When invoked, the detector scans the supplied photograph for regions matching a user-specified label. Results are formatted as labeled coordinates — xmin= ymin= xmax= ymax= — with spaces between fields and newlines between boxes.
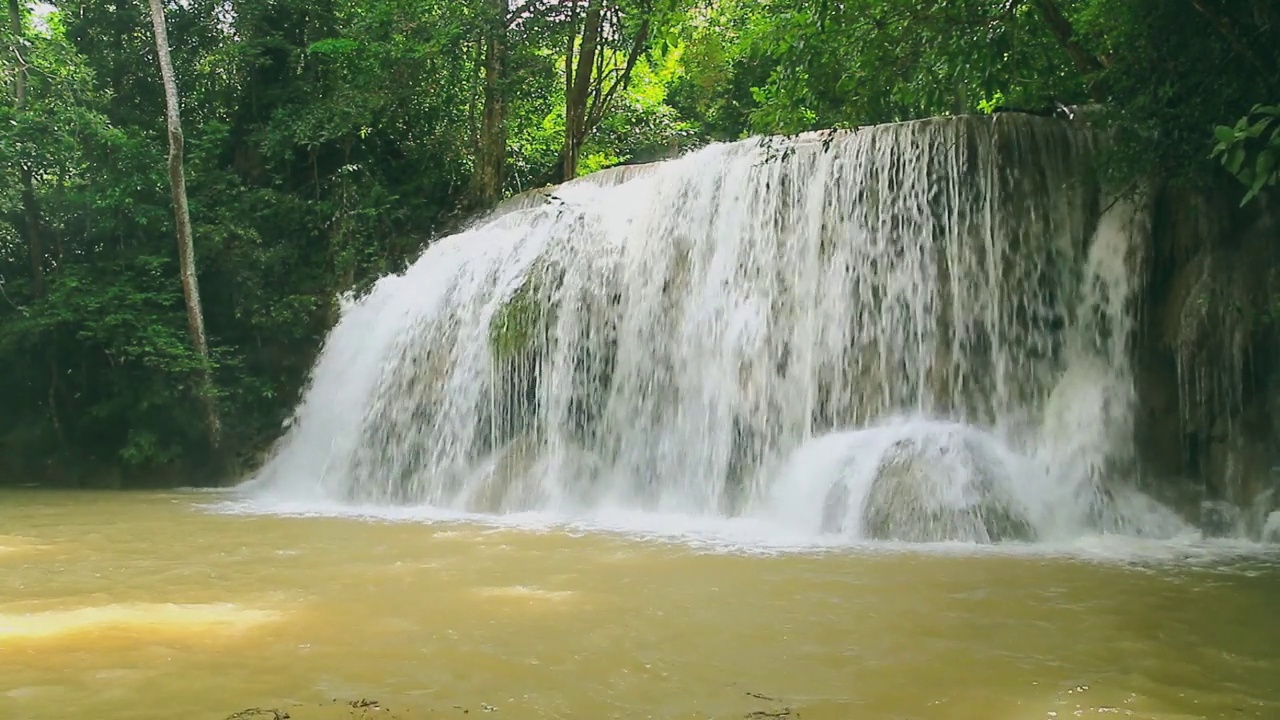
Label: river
xmin=2 ymin=489 xmax=1279 ymax=720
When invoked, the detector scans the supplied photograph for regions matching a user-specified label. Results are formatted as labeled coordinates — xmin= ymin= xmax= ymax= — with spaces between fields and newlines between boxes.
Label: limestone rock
xmin=467 ymin=434 xmax=609 ymax=513
xmin=1262 ymin=511 xmax=1280 ymax=544
xmin=1244 ymin=487 xmax=1280 ymax=539
xmin=1199 ymin=500 xmax=1241 ymax=538
xmin=468 ymin=434 xmax=545 ymax=513
xmin=862 ymin=433 xmax=1036 ymax=543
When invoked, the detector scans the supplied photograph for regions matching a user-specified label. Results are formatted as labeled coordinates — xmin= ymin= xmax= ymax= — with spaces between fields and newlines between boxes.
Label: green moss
xmin=490 ymin=283 xmax=542 ymax=361
xmin=488 ymin=264 xmax=562 ymax=363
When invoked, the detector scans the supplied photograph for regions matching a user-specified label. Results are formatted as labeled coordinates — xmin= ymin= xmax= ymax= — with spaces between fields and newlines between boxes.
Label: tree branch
xmin=9 ymin=0 xmax=44 ymax=299
xmin=1029 ymin=0 xmax=1107 ymax=78
xmin=506 ymin=0 xmax=552 ymax=29
xmin=1190 ymin=0 xmax=1272 ymax=77
xmin=586 ymin=17 xmax=649 ymax=131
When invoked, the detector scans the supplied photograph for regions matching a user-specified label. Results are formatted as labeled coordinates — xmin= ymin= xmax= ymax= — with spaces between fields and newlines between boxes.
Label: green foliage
xmin=582 ymin=55 xmax=697 ymax=165
xmin=0 ymin=255 xmax=208 ymax=468
xmin=737 ymin=0 xmax=1081 ymax=132
xmin=669 ymin=0 xmax=1278 ymax=192
xmin=1212 ymin=104 xmax=1280 ymax=205
xmin=489 ymin=275 xmax=553 ymax=362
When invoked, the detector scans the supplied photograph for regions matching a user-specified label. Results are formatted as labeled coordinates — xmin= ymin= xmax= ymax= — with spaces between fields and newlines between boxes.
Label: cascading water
xmin=244 ymin=114 xmax=1192 ymax=543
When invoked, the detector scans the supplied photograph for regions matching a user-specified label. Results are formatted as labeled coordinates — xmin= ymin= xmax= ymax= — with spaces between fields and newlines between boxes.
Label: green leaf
xmin=308 ymin=38 xmax=359 ymax=55
xmin=1227 ymin=145 xmax=1246 ymax=174
xmin=1256 ymin=149 xmax=1276 ymax=185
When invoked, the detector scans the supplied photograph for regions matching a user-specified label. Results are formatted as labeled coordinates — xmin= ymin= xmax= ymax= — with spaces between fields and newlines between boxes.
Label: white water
xmin=245 ymin=115 xmax=1195 ymax=544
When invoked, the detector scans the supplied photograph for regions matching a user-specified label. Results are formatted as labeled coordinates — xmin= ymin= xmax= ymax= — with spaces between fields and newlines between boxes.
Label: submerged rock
xmin=1262 ymin=511 xmax=1280 ymax=544
xmin=1199 ymin=500 xmax=1241 ymax=538
xmin=862 ymin=433 xmax=1036 ymax=543
xmin=467 ymin=434 xmax=545 ymax=513
xmin=1239 ymin=486 xmax=1280 ymax=540
xmin=465 ymin=433 xmax=608 ymax=513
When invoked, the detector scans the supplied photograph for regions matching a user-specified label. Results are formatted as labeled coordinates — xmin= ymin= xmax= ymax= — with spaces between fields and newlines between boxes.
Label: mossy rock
xmin=489 ymin=273 xmax=557 ymax=363
xmin=862 ymin=434 xmax=1036 ymax=543
xmin=479 ymin=263 xmax=563 ymax=452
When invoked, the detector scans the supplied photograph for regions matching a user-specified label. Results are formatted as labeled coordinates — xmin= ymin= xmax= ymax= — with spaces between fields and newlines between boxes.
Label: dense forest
xmin=1 ymin=0 xmax=1276 ymax=486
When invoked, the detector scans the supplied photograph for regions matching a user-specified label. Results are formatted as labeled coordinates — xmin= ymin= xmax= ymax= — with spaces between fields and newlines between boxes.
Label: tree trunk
xmin=19 ymin=171 xmax=42 ymax=295
xmin=471 ymin=0 xmax=508 ymax=206
xmin=584 ymin=17 xmax=649 ymax=131
xmin=1030 ymin=0 xmax=1106 ymax=78
xmin=563 ymin=0 xmax=580 ymax=178
xmin=147 ymin=0 xmax=222 ymax=452
xmin=8 ymin=0 xmax=43 ymax=298
xmin=563 ymin=0 xmax=602 ymax=180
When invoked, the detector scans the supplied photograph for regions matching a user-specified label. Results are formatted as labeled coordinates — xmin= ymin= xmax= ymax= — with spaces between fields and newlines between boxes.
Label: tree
xmin=472 ymin=0 xmax=509 ymax=204
xmin=146 ymin=0 xmax=222 ymax=453
xmin=561 ymin=0 xmax=653 ymax=179
xmin=1212 ymin=103 xmax=1280 ymax=205
xmin=8 ymin=0 xmax=43 ymax=298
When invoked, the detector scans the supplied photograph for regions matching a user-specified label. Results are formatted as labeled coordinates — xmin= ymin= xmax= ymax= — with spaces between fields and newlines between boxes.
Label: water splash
xmin=245 ymin=115 xmax=1192 ymax=543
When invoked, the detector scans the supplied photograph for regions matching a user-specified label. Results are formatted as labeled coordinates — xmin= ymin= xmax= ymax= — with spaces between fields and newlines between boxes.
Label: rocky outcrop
xmin=477 ymin=258 xmax=621 ymax=460
xmin=861 ymin=431 xmax=1037 ymax=543
xmin=465 ymin=433 xmax=610 ymax=512
xmin=1134 ymin=184 xmax=1280 ymax=538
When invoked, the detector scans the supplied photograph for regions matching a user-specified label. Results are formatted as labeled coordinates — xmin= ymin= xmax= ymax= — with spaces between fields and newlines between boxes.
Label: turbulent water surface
xmin=2 ymin=490 xmax=1280 ymax=720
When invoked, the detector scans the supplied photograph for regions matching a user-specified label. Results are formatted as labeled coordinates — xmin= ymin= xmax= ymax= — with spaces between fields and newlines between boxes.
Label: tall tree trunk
xmin=10 ymin=0 xmax=63 ymax=453
xmin=584 ymin=17 xmax=649 ymax=131
xmin=563 ymin=0 xmax=580 ymax=179
xmin=563 ymin=0 xmax=602 ymax=180
xmin=1030 ymin=0 xmax=1106 ymax=79
xmin=8 ymin=0 xmax=43 ymax=298
xmin=147 ymin=0 xmax=222 ymax=452
xmin=472 ymin=0 xmax=508 ymax=206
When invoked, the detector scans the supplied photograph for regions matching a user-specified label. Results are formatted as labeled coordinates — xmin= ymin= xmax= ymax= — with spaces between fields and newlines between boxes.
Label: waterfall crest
xmin=245 ymin=114 xmax=1190 ymax=542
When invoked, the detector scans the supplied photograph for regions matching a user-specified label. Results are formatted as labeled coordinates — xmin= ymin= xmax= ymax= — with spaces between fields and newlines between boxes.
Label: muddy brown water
xmin=2 ymin=490 xmax=1279 ymax=720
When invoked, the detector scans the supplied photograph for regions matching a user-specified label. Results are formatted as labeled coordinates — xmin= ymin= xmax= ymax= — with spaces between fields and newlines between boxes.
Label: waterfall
xmin=245 ymin=114 xmax=1191 ymax=543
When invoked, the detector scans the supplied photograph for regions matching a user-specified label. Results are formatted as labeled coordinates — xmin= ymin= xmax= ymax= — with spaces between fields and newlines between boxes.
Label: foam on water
xmin=0 ymin=602 xmax=282 ymax=643
xmin=207 ymin=490 xmax=1280 ymax=570
xmin=241 ymin=115 xmax=1257 ymax=552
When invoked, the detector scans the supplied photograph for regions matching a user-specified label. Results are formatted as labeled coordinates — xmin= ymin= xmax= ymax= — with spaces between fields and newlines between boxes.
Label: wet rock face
xmin=1200 ymin=500 xmax=1241 ymax=538
xmin=861 ymin=435 xmax=1036 ymax=543
xmin=1263 ymin=512 xmax=1280 ymax=544
xmin=1134 ymin=185 xmax=1280 ymax=527
xmin=467 ymin=434 xmax=608 ymax=513
xmin=1245 ymin=487 xmax=1280 ymax=540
